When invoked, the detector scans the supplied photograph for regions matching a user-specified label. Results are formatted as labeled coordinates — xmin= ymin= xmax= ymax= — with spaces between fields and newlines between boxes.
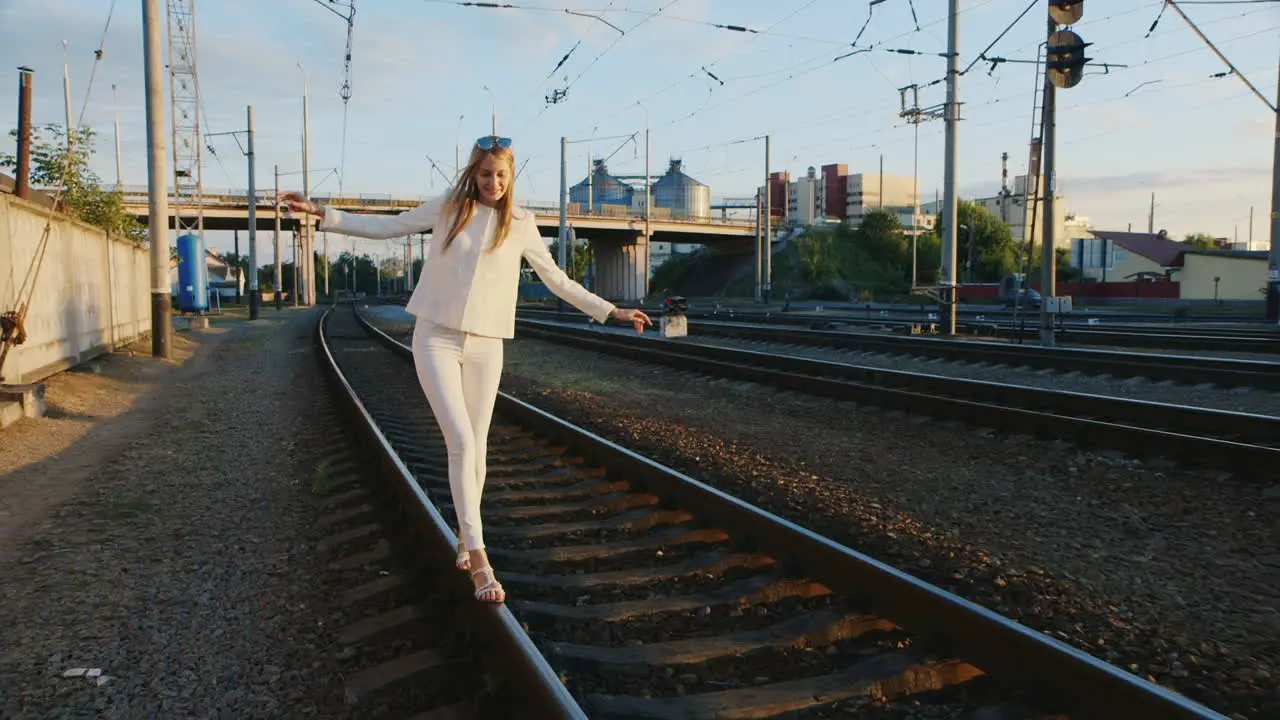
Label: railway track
xmin=518 ymin=308 xmax=1280 ymax=390
xmin=511 ymin=318 xmax=1280 ymax=479
xmin=322 ymin=301 xmax=1229 ymax=719
xmin=517 ymin=306 xmax=1280 ymax=355
xmin=700 ymin=309 xmax=1280 ymax=355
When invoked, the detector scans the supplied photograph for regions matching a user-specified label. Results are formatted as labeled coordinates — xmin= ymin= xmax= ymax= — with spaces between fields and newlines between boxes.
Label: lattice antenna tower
xmin=166 ymin=0 xmax=204 ymax=237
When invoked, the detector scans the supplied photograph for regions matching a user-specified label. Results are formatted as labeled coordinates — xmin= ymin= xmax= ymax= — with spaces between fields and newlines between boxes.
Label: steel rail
xmin=514 ymin=320 xmax=1280 ymax=478
xmin=517 ymin=306 xmax=1280 ymax=354
xmin=316 ymin=305 xmax=588 ymax=720
xmin=351 ymin=304 xmax=1228 ymax=720
xmin=668 ymin=319 xmax=1280 ymax=390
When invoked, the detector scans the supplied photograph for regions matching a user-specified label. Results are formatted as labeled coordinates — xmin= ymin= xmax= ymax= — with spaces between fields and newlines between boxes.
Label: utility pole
xmin=273 ymin=165 xmax=282 ymax=309
xmin=113 ymin=84 xmax=123 ymax=192
xmin=941 ymin=0 xmax=961 ymax=335
xmin=1270 ymin=51 xmax=1280 ymax=323
xmin=558 ymin=135 xmax=568 ymax=312
xmin=1039 ymin=18 xmax=1058 ymax=347
xmin=764 ymin=134 xmax=772 ymax=304
xmin=645 ymin=121 xmax=651 ymax=299
xmin=300 ymin=64 xmax=314 ymax=305
xmin=142 ymin=0 xmax=172 ymax=359
xmin=62 ymin=41 xmax=73 ymax=150
xmin=1148 ymin=192 xmax=1155 ymax=234
xmin=558 ymin=136 xmax=568 ymax=271
xmin=1040 ymin=0 xmax=1091 ymax=347
xmin=292 ymin=229 xmax=299 ymax=307
xmin=587 ymin=151 xmax=594 ymax=211
xmin=16 ymin=67 xmax=32 ymax=201
xmin=233 ymin=228 xmax=241 ymax=304
xmin=247 ymin=105 xmax=259 ymax=320
xmin=755 ymin=189 xmax=763 ymax=302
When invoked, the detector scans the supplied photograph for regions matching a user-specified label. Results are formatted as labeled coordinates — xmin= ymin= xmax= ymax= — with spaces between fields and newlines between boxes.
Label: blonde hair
xmin=441 ymin=142 xmax=516 ymax=252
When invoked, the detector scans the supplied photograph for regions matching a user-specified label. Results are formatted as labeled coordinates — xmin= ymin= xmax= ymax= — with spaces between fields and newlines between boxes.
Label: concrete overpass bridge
xmin=119 ymin=187 xmax=757 ymax=301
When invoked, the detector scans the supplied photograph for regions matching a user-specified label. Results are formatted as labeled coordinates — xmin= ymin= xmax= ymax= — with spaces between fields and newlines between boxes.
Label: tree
xmin=793 ymin=227 xmax=842 ymax=284
xmin=914 ymin=231 xmax=942 ymax=285
xmin=1182 ymin=232 xmax=1216 ymax=250
xmin=951 ymin=200 xmax=1018 ymax=283
xmin=0 ymin=124 xmax=147 ymax=246
xmin=543 ymin=239 xmax=591 ymax=283
xmin=855 ymin=209 xmax=909 ymax=271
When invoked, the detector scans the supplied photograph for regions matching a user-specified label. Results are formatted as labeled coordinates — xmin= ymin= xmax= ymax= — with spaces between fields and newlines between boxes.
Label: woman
xmin=281 ymin=135 xmax=652 ymax=603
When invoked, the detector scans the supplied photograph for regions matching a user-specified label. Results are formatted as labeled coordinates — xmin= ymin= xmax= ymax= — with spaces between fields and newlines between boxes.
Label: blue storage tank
xmin=176 ymin=233 xmax=209 ymax=313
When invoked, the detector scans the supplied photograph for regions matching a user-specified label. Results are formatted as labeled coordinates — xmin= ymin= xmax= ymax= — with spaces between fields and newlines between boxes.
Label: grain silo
xmin=652 ymin=158 xmax=711 ymax=220
xmin=570 ymin=159 xmax=634 ymax=212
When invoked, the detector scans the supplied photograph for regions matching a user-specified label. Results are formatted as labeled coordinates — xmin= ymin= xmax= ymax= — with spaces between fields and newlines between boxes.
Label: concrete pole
xmin=142 ymin=0 xmax=171 ymax=359
xmin=1039 ymin=17 xmax=1058 ymax=348
xmin=587 ymin=151 xmax=593 ymax=212
xmin=292 ymin=230 xmax=299 ymax=306
xmin=1268 ymin=51 xmax=1280 ymax=323
xmin=113 ymin=84 xmax=123 ymax=192
xmin=764 ymin=135 xmax=771 ymax=304
xmin=15 ymin=67 xmax=32 ymax=201
xmin=233 ymin=228 xmax=241 ymax=304
xmin=645 ymin=123 xmax=651 ymax=299
xmin=247 ymin=105 xmax=259 ymax=320
xmin=755 ymin=190 xmax=763 ymax=302
xmin=62 ymin=42 xmax=73 ymax=150
xmin=911 ymin=120 xmax=919 ymax=286
xmin=940 ymin=0 xmax=960 ymax=336
xmin=301 ymin=75 xmax=313 ymax=305
xmin=274 ymin=165 xmax=282 ymax=309
xmin=558 ymin=136 xmax=568 ymax=270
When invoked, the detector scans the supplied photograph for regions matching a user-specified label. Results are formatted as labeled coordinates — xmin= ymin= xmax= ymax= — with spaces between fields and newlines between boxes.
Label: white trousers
xmin=411 ymin=319 xmax=504 ymax=552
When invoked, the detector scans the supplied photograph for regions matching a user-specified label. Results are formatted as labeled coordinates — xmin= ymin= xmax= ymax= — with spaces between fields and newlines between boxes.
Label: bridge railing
xmin=110 ymin=186 xmax=755 ymax=227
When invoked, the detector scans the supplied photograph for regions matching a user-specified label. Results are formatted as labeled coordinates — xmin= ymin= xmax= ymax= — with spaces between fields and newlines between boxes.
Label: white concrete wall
xmin=1 ymin=192 xmax=150 ymax=384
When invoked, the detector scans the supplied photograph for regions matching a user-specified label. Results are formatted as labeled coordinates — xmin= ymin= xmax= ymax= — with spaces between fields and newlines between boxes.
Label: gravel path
xmin=679 ymin=331 xmax=1280 ymax=417
xmin=0 ymin=309 xmax=354 ymax=719
xmin=476 ymin=333 xmax=1279 ymax=720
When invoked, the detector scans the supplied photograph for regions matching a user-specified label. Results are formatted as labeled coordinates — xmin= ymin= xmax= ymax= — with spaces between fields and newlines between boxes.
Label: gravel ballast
xmin=0 ymin=310 xmax=355 ymax=718
xmin=474 ymin=331 xmax=1278 ymax=719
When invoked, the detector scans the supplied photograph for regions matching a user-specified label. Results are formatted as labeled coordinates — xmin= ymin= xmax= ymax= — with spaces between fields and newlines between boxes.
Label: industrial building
xmin=763 ymin=164 xmax=931 ymax=232
xmin=788 ymin=168 xmax=823 ymax=227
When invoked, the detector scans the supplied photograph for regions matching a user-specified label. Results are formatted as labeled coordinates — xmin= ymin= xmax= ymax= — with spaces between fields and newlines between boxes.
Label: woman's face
xmin=475 ymin=154 xmax=512 ymax=205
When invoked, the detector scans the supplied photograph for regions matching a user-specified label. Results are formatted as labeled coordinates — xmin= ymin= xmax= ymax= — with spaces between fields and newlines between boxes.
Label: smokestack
xmin=16 ymin=66 xmax=33 ymax=200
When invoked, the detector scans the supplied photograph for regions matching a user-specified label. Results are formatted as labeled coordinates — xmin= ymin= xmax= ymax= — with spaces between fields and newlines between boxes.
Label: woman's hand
xmin=610 ymin=307 xmax=652 ymax=334
xmin=279 ymin=191 xmax=323 ymax=218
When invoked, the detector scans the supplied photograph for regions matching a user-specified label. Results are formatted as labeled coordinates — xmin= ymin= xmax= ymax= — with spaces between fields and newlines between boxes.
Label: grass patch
xmin=311 ymin=457 xmax=339 ymax=496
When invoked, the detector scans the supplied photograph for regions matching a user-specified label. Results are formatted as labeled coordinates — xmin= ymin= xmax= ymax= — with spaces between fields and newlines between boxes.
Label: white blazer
xmin=318 ymin=195 xmax=616 ymax=339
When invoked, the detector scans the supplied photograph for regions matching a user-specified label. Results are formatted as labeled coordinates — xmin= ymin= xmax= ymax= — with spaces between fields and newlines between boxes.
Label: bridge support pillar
xmin=593 ymin=233 xmax=650 ymax=303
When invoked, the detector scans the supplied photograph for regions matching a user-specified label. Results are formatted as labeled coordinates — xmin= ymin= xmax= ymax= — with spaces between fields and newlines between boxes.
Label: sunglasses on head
xmin=475 ymin=135 xmax=512 ymax=151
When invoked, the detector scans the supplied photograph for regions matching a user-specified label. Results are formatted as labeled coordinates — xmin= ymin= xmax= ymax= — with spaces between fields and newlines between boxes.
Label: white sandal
xmin=456 ymin=539 xmax=471 ymax=571
xmin=471 ymin=566 xmax=506 ymax=603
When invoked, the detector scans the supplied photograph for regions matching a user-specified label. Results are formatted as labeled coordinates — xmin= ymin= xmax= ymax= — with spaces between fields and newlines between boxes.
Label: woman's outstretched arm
xmin=280 ymin=192 xmax=445 ymax=240
xmin=518 ymin=219 xmax=615 ymax=324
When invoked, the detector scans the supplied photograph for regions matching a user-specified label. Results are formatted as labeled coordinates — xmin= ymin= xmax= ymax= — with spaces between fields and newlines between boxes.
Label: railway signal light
xmin=1048 ymin=0 xmax=1083 ymax=27
xmin=1047 ymin=29 xmax=1092 ymax=89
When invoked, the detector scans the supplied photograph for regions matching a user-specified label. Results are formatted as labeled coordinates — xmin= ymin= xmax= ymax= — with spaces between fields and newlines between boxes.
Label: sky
xmin=1 ymin=0 xmax=1277 ymax=261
